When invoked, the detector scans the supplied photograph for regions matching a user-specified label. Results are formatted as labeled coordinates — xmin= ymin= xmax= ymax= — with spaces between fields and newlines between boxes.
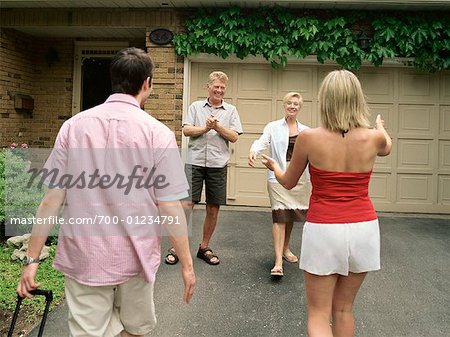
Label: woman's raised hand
xmin=261 ymin=154 xmax=277 ymax=171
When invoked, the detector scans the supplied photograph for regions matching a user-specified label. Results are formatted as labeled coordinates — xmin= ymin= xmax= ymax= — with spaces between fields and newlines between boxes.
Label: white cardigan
xmin=250 ymin=118 xmax=309 ymax=183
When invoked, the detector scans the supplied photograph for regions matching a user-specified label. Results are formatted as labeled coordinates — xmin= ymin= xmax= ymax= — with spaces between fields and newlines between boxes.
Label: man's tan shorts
xmin=65 ymin=275 xmax=156 ymax=337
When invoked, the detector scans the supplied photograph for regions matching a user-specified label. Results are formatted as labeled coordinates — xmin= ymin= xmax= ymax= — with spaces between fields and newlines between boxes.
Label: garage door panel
xmin=237 ymin=65 xmax=273 ymax=97
xmin=232 ymin=167 xmax=269 ymax=206
xmin=368 ymin=104 xmax=394 ymax=133
xmin=235 ymin=134 xmax=269 ymax=167
xmin=440 ymin=72 xmax=450 ymax=102
xmin=190 ymin=62 xmax=447 ymax=213
xmin=397 ymin=174 xmax=434 ymax=204
xmin=299 ymin=101 xmax=314 ymax=127
xmin=237 ymin=98 xmax=272 ymax=133
xmin=440 ymin=106 xmax=450 ymax=136
xmin=278 ymin=67 xmax=314 ymax=99
xmin=374 ymin=153 xmax=393 ymax=171
xmin=369 ymin=173 xmax=393 ymax=203
xmin=438 ymin=175 xmax=450 ymax=205
xmin=439 ymin=141 xmax=450 ymax=170
xmin=397 ymin=139 xmax=434 ymax=171
xmin=399 ymin=71 xmax=438 ymax=103
xmin=275 ymin=100 xmax=284 ymax=120
xmin=359 ymin=69 xmax=394 ymax=101
xmin=398 ymin=105 xmax=437 ymax=136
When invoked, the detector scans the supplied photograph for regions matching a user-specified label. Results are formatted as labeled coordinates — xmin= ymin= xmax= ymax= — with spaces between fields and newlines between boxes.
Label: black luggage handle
xmin=8 ymin=289 xmax=54 ymax=337
xmin=28 ymin=289 xmax=53 ymax=301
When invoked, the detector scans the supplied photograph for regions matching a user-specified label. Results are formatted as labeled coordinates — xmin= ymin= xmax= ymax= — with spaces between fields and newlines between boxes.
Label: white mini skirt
xmin=299 ymin=219 xmax=380 ymax=276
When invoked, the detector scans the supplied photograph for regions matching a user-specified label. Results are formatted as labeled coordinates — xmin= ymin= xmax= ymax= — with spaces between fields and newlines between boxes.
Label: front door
xmin=72 ymin=41 xmax=128 ymax=115
xmin=81 ymin=57 xmax=111 ymax=111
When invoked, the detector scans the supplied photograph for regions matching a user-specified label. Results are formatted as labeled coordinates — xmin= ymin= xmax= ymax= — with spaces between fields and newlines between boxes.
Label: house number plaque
xmin=149 ymin=28 xmax=173 ymax=45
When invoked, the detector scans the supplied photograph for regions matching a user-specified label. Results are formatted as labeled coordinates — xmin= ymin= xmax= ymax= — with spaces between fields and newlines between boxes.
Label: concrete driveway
xmin=28 ymin=208 xmax=450 ymax=337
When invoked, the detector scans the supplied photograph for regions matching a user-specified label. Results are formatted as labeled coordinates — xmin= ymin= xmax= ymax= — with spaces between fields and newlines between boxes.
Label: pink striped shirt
xmin=46 ymin=94 xmax=188 ymax=285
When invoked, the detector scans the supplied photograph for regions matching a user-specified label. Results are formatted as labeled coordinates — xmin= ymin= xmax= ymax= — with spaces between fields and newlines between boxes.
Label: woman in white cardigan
xmin=248 ymin=92 xmax=311 ymax=277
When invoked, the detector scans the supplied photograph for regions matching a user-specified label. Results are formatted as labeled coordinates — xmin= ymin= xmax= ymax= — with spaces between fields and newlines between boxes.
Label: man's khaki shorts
xmin=65 ymin=275 xmax=156 ymax=337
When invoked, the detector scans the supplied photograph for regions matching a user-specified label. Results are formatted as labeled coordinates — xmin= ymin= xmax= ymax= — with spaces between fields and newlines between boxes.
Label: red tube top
xmin=306 ymin=164 xmax=377 ymax=223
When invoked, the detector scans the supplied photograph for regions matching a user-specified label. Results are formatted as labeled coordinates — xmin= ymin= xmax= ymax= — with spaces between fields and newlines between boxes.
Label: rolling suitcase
xmin=7 ymin=289 xmax=53 ymax=337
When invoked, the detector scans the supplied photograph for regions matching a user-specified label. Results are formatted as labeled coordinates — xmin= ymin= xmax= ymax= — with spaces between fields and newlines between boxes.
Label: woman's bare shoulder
xmin=300 ymin=126 xmax=323 ymax=136
xmin=298 ymin=127 xmax=317 ymax=141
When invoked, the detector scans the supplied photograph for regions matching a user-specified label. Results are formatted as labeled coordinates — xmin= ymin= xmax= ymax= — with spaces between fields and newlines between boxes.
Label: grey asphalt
xmin=27 ymin=208 xmax=450 ymax=337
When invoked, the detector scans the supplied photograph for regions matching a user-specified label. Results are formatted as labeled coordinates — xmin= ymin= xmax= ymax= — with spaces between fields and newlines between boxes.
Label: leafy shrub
xmin=0 ymin=147 xmax=45 ymax=237
xmin=173 ymin=6 xmax=449 ymax=72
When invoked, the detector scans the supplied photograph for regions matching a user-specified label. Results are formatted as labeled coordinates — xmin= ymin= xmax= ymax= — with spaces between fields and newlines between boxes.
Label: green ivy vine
xmin=172 ymin=6 xmax=450 ymax=72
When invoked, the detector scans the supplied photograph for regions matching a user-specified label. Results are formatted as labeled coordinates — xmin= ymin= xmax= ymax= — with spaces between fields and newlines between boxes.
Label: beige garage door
xmin=189 ymin=62 xmax=450 ymax=214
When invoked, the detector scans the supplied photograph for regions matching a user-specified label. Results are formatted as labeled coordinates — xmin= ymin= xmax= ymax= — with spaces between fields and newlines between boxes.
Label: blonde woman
xmin=248 ymin=92 xmax=311 ymax=278
xmin=262 ymin=70 xmax=392 ymax=336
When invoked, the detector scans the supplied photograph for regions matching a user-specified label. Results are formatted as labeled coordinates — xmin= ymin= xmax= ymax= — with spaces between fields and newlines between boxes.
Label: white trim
xmin=181 ymin=57 xmax=192 ymax=157
xmin=71 ymin=41 xmax=129 ymax=115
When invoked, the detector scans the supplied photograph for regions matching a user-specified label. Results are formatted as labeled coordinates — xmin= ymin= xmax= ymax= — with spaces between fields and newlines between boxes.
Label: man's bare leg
xmin=199 ymin=203 xmax=220 ymax=264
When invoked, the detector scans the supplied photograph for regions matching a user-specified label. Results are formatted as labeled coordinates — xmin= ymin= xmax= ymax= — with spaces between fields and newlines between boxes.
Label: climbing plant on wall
xmin=172 ymin=6 xmax=449 ymax=72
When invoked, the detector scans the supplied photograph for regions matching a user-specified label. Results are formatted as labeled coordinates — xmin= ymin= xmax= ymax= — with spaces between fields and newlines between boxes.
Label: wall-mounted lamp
xmin=45 ymin=47 xmax=59 ymax=67
xmin=357 ymin=31 xmax=370 ymax=51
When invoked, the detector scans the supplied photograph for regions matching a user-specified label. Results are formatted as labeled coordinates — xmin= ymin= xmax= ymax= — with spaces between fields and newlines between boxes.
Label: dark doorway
xmin=81 ymin=58 xmax=111 ymax=110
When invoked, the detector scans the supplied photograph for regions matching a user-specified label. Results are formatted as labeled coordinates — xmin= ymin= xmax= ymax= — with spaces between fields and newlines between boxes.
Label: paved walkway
xmin=28 ymin=208 xmax=450 ymax=337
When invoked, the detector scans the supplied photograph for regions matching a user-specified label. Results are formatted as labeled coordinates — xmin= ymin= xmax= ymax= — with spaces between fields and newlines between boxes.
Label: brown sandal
xmin=196 ymin=245 xmax=220 ymax=265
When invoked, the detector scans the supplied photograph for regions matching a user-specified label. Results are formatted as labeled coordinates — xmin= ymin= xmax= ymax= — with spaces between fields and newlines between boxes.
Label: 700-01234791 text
xmin=9 ymin=215 xmax=181 ymax=226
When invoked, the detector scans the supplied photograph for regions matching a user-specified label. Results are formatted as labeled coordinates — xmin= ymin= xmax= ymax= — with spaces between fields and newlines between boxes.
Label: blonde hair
xmin=283 ymin=92 xmax=303 ymax=108
xmin=318 ymin=70 xmax=370 ymax=131
xmin=207 ymin=71 xmax=229 ymax=86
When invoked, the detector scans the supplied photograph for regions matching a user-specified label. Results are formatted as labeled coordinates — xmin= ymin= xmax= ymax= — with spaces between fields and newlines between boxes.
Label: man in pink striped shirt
xmin=17 ymin=47 xmax=195 ymax=337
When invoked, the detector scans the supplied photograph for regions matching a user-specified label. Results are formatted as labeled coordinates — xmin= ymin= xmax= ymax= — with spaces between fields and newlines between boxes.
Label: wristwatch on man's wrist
xmin=22 ymin=255 xmax=40 ymax=266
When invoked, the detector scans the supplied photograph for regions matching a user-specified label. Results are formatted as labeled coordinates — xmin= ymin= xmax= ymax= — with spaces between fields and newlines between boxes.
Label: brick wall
xmin=146 ymin=47 xmax=185 ymax=144
xmin=146 ymin=10 xmax=191 ymax=145
xmin=31 ymin=38 xmax=73 ymax=148
xmin=1 ymin=8 xmax=192 ymax=148
xmin=0 ymin=28 xmax=73 ymax=148
xmin=0 ymin=29 xmax=34 ymax=147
